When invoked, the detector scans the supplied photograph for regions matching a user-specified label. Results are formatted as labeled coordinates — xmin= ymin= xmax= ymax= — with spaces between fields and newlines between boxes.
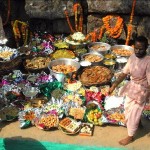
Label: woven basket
xmin=0 ymin=56 xmax=22 ymax=77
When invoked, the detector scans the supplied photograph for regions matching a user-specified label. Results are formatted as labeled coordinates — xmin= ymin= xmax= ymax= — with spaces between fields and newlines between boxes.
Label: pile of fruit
xmin=86 ymin=108 xmax=102 ymax=125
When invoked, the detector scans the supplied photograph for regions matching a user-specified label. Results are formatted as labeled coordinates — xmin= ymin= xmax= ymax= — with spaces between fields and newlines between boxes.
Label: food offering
xmin=74 ymin=48 xmax=87 ymax=57
xmin=69 ymin=107 xmax=86 ymax=120
xmin=30 ymin=97 xmax=48 ymax=108
xmin=54 ymin=40 xmax=69 ymax=49
xmin=25 ymin=56 xmax=51 ymax=70
xmin=104 ymin=53 xmax=116 ymax=59
xmin=18 ymin=108 xmax=43 ymax=129
xmin=0 ymin=46 xmax=18 ymax=61
xmin=79 ymin=123 xmax=94 ymax=136
xmin=0 ymin=105 xmax=19 ymax=121
xmin=65 ymin=32 xmax=87 ymax=45
xmin=79 ymin=66 xmax=113 ymax=86
xmin=105 ymin=107 xmax=125 ymax=126
xmin=52 ymin=64 xmax=77 ymax=74
xmin=88 ymin=42 xmax=111 ymax=55
xmin=51 ymin=49 xmax=75 ymax=59
xmin=42 ymin=98 xmax=64 ymax=119
xmin=111 ymin=45 xmax=134 ymax=57
xmin=83 ymin=53 xmax=103 ymax=63
xmin=64 ymin=81 xmax=82 ymax=92
xmin=86 ymin=108 xmax=103 ymax=125
xmin=103 ymin=59 xmax=116 ymax=70
xmin=62 ymin=94 xmax=84 ymax=106
xmin=35 ymin=114 xmax=59 ymax=130
xmin=59 ymin=117 xmax=81 ymax=133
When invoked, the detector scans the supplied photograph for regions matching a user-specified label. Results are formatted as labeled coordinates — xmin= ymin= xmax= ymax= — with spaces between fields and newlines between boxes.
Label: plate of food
xmin=59 ymin=117 xmax=81 ymax=134
xmin=78 ymin=66 xmax=113 ymax=87
xmin=111 ymin=45 xmax=134 ymax=57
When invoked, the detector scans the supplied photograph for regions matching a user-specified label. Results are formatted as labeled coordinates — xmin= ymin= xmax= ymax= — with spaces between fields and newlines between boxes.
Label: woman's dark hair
xmin=134 ymin=36 xmax=148 ymax=49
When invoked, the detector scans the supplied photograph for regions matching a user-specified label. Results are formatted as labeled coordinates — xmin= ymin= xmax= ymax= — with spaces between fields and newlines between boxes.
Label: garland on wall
xmin=86 ymin=15 xmax=124 ymax=42
xmin=11 ymin=20 xmax=31 ymax=47
xmin=125 ymin=0 xmax=136 ymax=45
xmin=64 ymin=3 xmax=83 ymax=33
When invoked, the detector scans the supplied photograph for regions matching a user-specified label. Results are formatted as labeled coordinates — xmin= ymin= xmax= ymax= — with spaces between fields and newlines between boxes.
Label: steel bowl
xmin=81 ymin=52 xmax=104 ymax=66
xmin=111 ymin=45 xmax=134 ymax=57
xmin=116 ymin=57 xmax=128 ymax=70
xmin=48 ymin=58 xmax=80 ymax=82
xmin=88 ymin=42 xmax=111 ymax=55
xmin=103 ymin=59 xmax=116 ymax=70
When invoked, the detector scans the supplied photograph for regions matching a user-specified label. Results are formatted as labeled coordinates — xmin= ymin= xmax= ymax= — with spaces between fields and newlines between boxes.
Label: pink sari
xmin=119 ymin=54 xmax=150 ymax=136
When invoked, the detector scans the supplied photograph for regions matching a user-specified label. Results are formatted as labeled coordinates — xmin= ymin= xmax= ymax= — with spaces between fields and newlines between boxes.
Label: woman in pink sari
xmin=109 ymin=36 xmax=150 ymax=145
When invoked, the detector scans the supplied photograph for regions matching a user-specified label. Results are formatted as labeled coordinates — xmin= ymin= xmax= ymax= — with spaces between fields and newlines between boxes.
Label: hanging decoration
xmin=64 ymin=2 xmax=83 ymax=33
xmin=11 ymin=20 xmax=31 ymax=47
xmin=125 ymin=0 xmax=136 ymax=45
xmin=102 ymin=15 xmax=123 ymax=39
xmin=86 ymin=15 xmax=124 ymax=42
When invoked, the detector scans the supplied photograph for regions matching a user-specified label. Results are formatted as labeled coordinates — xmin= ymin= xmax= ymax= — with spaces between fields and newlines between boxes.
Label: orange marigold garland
xmin=125 ymin=0 xmax=136 ymax=45
xmin=64 ymin=10 xmax=75 ymax=33
xmin=64 ymin=3 xmax=83 ymax=33
xmin=102 ymin=15 xmax=123 ymax=39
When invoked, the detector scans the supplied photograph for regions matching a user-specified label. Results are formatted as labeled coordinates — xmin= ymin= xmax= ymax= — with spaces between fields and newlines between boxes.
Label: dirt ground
xmin=0 ymin=116 xmax=149 ymax=150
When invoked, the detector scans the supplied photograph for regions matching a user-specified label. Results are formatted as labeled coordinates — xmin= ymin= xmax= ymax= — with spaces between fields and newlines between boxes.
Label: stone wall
xmin=1 ymin=0 xmax=150 ymax=47
xmin=24 ymin=0 xmax=150 ymax=42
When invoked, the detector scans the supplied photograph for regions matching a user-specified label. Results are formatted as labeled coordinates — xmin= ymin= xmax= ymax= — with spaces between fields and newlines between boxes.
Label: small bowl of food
xmin=104 ymin=53 xmax=116 ymax=60
xmin=81 ymin=52 xmax=104 ymax=66
xmin=116 ymin=57 xmax=128 ymax=70
xmin=88 ymin=42 xmax=111 ymax=55
xmin=103 ymin=59 xmax=116 ymax=70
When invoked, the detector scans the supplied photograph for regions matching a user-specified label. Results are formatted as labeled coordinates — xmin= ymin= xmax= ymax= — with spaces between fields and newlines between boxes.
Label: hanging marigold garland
xmin=64 ymin=3 xmax=83 ymax=33
xmin=86 ymin=15 xmax=124 ymax=42
xmin=12 ymin=20 xmax=30 ymax=47
xmin=125 ymin=0 xmax=136 ymax=45
xmin=102 ymin=15 xmax=123 ymax=39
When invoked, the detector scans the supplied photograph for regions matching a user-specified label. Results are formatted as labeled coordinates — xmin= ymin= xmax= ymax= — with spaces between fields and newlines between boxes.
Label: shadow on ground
xmin=2 ymin=136 xmax=47 ymax=150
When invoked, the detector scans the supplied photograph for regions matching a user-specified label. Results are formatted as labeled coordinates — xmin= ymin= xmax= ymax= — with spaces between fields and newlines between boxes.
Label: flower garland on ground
xmin=86 ymin=15 xmax=124 ymax=42
xmin=125 ymin=0 xmax=136 ymax=45
xmin=64 ymin=3 xmax=83 ymax=33
xmin=12 ymin=20 xmax=31 ymax=47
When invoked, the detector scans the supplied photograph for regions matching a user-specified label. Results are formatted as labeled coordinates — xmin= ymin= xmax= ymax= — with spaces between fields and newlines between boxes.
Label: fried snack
xmin=91 ymin=45 xmax=106 ymax=51
xmin=108 ymin=112 xmax=125 ymax=122
xmin=63 ymin=94 xmax=83 ymax=105
xmin=69 ymin=108 xmax=85 ymax=120
xmin=0 ymin=51 xmax=13 ymax=59
xmin=80 ymin=66 xmax=112 ymax=86
xmin=84 ymin=54 xmax=103 ymax=62
xmin=25 ymin=57 xmax=51 ymax=69
xmin=52 ymin=64 xmax=77 ymax=74
xmin=112 ymin=49 xmax=133 ymax=56
xmin=38 ymin=115 xmax=58 ymax=128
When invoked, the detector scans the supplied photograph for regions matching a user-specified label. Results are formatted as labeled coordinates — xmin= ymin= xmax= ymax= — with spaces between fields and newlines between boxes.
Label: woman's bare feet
xmin=119 ymin=136 xmax=133 ymax=146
